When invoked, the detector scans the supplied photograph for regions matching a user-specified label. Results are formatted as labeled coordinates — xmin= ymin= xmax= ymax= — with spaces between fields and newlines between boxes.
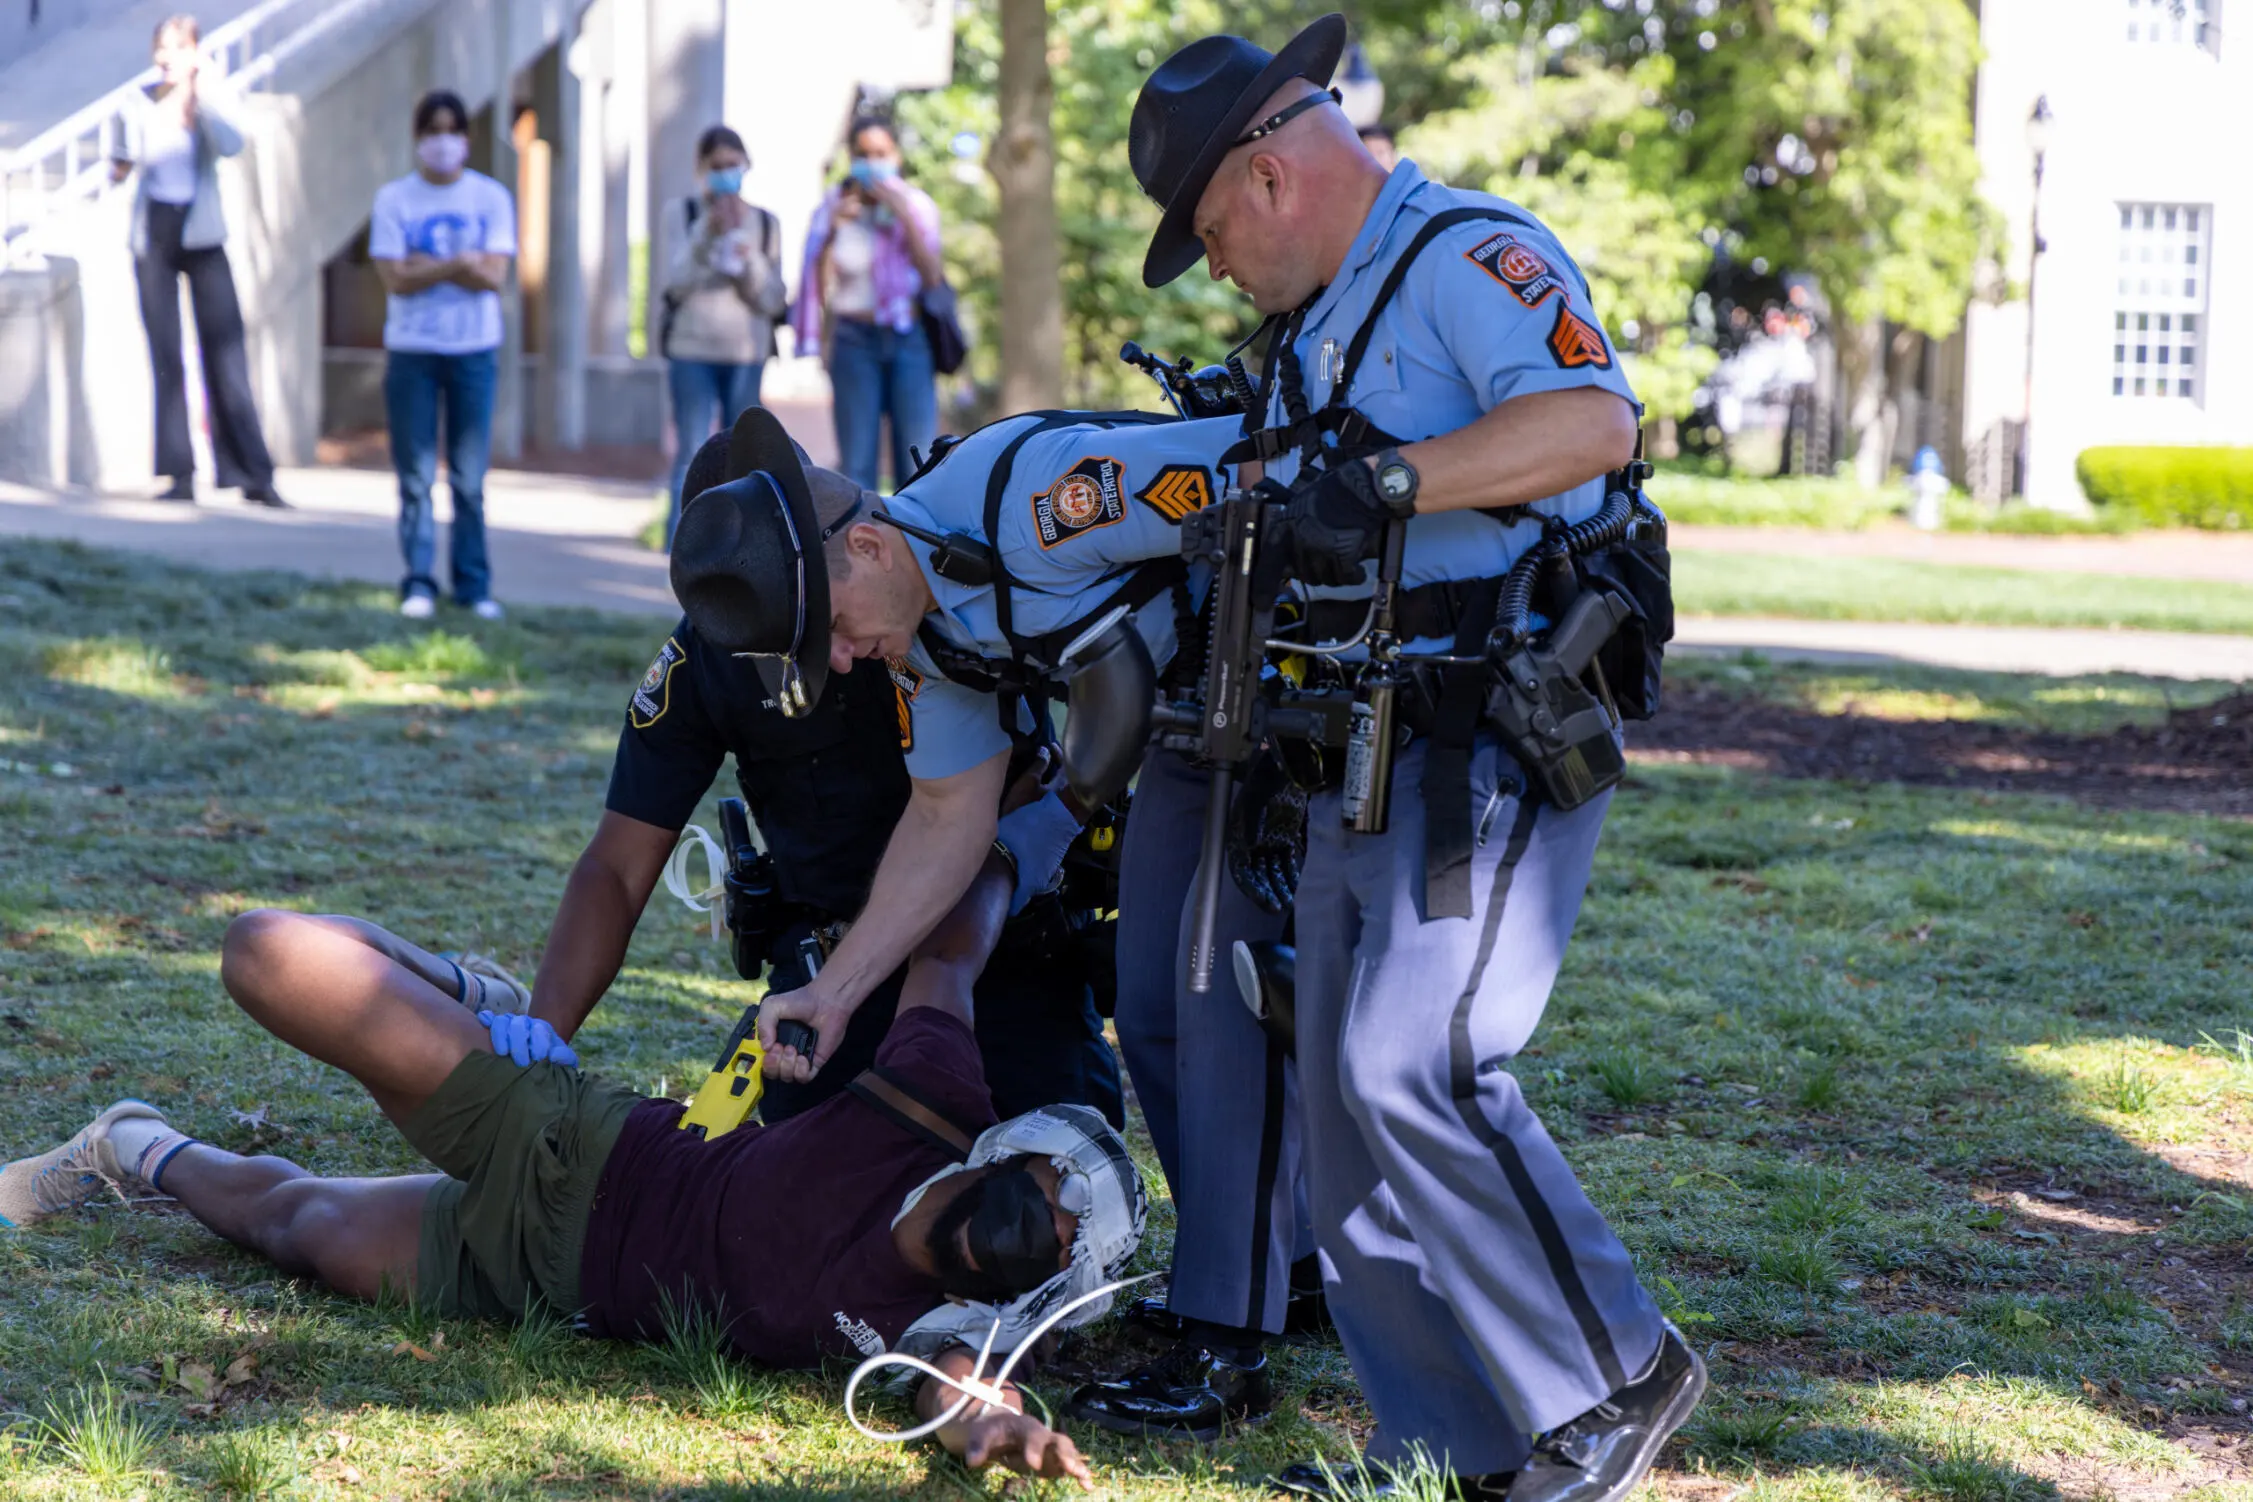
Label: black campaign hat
xmin=669 ymin=408 xmax=839 ymax=718
xmin=1129 ymin=13 xmax=1347 ymax=288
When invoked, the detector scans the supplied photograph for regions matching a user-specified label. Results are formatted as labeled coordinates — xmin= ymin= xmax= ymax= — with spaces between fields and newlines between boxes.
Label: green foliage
xmin=2094 ymin=1053 xmax=2160 ymax=1115
xmin=34 ymin=1379 xmax=159 ymax=1484
xmin=2075 ymin=446 xmax=2253 ymax=531
xmin=1689 ymin=1402 xmax=1801 ymax=1466
xmin=1900 ymin=1430 xmax=2056 ymax=1502
xmin=1409 ymin=1 xmax=1993 ymax=421
xmin=205 ymin=1428 xmax=298 ymax=1498
xmin=897 ymin=1 xmax=1474 ymax=409
xmin=1756 ymin=1242 xmax=1845 ymax=1296
xmin=1767 ymin=1167 xmax=1865 ymax=1236
xmin=1590 ymin=1048 xmax=1666 ymax=1106
xmin=41 ymin=635 xmax=177 ymax=696
xmin=898 ymin=1 xmax=1989 ymax=424
xmin=1797 ymin=1061 xmax=1844 ymax=1111
xmin=358 ymin=629 xmax=502 ymax=681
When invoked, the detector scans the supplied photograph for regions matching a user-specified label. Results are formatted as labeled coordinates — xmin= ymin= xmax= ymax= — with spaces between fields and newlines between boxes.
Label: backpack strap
xmin=847 ymin=1065 xmax=978 ymax=1159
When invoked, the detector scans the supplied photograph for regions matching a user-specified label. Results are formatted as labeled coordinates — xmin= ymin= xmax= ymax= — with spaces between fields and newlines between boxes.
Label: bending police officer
xmin=1105 ymin=16 xmax=1703 ymax=1501
xmin=670 ymin=400 xmax=1314 ymax=1433
xmin=524 ymin=423 xmax=1123 ymax=1127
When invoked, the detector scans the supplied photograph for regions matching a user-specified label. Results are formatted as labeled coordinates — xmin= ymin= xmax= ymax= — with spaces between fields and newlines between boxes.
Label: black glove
xmin=1226 ymin=750 xmax=1309 ymax=915
xmin=1275 ymin=461 xmax=1390 ymax=588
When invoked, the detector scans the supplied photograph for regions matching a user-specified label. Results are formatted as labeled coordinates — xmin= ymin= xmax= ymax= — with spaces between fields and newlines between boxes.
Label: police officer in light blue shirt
xmin=673 ymin=403 xmax=1313 ymax=1437
xmin=1067 ymin=15 xmax=1707 ymax=1502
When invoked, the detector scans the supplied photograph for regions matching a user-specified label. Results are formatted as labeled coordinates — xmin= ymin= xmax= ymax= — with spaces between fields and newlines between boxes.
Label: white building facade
xmin=1960 ymin=0 xmax=2251 ymax=509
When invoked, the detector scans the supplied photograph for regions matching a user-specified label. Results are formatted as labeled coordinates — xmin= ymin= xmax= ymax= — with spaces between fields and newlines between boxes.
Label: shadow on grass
xmin=8 ymin=538 xmax=2252 ymax=1496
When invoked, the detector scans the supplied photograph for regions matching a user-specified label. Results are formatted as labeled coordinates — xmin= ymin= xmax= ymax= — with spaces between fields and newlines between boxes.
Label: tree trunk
xmin=993 ymin=0 xmax=1063 ymax=414
xmin=1842 ymin=314 xmax=1890 ymax=489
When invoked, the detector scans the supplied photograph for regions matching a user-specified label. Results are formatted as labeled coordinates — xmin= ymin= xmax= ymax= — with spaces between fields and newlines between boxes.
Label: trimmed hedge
xmin=2076 ymin=445 xmax=2253 ymax=530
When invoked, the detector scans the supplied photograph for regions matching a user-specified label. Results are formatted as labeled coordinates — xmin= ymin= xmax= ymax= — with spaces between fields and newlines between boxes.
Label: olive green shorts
xmin=402 ymin=1051 xmax=643 ymax=1320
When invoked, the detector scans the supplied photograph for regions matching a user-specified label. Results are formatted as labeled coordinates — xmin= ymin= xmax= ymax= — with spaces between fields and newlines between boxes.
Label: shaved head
xmin=807 ymin=465 xmax=867 ymax=579
xmin=1190 ymin=81 xmax=1387 ymax=313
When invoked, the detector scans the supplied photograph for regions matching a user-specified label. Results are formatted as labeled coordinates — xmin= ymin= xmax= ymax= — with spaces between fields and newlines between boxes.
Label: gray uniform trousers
xmin=1115 ymin=746 xmax=1301 ymax=1333
xmin=1295 ymin=734 xmax=1664 ymax=1476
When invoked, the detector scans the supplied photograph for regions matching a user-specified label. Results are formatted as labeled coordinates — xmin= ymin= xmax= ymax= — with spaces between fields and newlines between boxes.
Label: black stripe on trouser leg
xmin=1445 ymin=797 xmax=1627 ymax=1393
xmin=1241 ymin=1032 xmax=1289 ymax=1329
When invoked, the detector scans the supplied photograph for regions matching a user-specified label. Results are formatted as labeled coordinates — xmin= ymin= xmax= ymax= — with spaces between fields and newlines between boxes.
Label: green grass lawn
xmin=1653 ymin=470 xmax=2140 ymax=536
xmin=1673 ymin=550 xmax=2253 ymax=636
xmin=4 ymin=538 xmax=2252 ymax=1501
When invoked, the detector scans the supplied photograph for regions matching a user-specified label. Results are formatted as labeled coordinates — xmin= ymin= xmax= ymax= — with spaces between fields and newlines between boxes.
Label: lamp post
xmin=2018 ymin=94 xmax=2053 ymax=500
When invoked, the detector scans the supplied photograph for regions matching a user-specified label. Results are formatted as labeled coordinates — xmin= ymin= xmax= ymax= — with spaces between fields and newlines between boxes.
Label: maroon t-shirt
xmin=576 ymin=1007 xmax=997 ymax=1366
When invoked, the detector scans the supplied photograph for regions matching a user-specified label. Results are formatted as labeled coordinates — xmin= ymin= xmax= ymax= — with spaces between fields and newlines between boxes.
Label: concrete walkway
xmin=1671 ymin=522 xmax=2253 ymax=584
xmin=0 ymin=465 xmax=678 ymax=616
xmin=3 ymin=466 xmax=2248 ymax=681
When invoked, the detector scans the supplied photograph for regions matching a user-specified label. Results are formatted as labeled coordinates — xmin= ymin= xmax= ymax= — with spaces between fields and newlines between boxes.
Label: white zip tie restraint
xmin=664 ymin=824 xmax=728 ymax=941
xmin=841 ymin=1273 xmax=1157 ymax=1445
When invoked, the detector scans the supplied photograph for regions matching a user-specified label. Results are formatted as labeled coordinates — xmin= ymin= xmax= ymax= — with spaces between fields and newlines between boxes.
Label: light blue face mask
xmin=847 ymin=158 xmax=899 ymax=187
xmin=706 ymin=166 xmax=745 ymax=197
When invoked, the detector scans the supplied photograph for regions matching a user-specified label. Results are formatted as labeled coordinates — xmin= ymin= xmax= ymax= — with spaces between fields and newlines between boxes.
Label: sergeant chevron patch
xmin=1547 ymin=303 xmax=1613 ymax=370
xmin=1134 ymin=464 xmax=1213 ymax=523
xmin=1032 ymin=456 xmax=1126 ymax=548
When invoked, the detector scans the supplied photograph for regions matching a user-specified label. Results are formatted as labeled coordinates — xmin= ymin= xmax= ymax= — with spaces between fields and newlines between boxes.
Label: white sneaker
xmin=471 ymin=599 xmax=505 ymax=622
xmin=400 ymin=594 xmax=437 ymax=620
xmin=0 ymin=1100 xmax=167 ymax=1227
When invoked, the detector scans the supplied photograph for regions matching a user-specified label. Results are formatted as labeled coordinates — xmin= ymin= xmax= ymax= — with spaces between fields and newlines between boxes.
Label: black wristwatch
xmin=1371 ymin=448 xmax=1419 ymax=519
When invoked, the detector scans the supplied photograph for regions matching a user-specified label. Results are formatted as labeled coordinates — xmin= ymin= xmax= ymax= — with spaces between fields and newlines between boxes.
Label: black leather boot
xmin=1063 ymin=1339 xmax=1270 ymax=1441
xmin=1510 ymin=1325 xmax=1707 ymax=1502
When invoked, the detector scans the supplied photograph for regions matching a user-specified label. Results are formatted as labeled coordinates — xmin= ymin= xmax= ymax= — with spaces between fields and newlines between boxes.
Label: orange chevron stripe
xmin=1548 ymin=303 xmax=1613 ymax=370
xmin=1135 ymin=465 xmax=1213 ymax=522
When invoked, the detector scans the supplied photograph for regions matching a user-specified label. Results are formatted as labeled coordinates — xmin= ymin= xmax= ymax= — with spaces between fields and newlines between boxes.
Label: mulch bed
xmin=1632 ymin=686 xmax=2253 ymax=819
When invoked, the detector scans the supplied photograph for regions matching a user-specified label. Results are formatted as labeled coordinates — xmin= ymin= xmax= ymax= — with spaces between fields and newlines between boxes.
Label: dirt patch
xmin=1633 ymin=686 xmax=2253 ymax=818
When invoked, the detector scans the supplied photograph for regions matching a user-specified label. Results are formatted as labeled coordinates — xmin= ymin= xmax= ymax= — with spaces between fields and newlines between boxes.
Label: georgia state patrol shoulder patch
xmin=1465 ymin=232 xmax=1566 ymax=310
xmin=1032 ymin=456 xmax=1126 ymax=548
xmin=1134 ymin=464 xmax=1214 ymax=524
xmin=1547 ymin=303 xmax=1613 ymax=370
xmin=887 ymin=657 xmax=922 ymax=751
xmin=629 ymin=636 xmax=685 ymax=729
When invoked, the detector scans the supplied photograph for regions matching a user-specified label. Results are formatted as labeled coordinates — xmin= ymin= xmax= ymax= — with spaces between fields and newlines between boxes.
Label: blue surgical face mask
xmin=848 ymin=158 xmax=899 ymax=187
xmin=706 ymin=166 xmax=744 ymax=197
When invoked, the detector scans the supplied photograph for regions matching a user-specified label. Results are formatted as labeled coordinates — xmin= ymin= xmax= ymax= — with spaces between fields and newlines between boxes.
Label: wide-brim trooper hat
xmin=889 ymin=1104 xmax=1150 ymax=1359
xmin=669 ymin=408 xmax=833 ymax=717
xmin=1130 ymin=13 xmax=1348 ymax=288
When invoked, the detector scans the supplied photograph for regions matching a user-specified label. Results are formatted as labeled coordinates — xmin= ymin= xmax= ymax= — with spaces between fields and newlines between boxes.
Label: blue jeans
xmin=827 ymin=318 xmax=936 ymax=492
xmin=385 ymin=349 xmax=498 ymax=604
xmin=666 ymin=359 xmax=764 ymax=547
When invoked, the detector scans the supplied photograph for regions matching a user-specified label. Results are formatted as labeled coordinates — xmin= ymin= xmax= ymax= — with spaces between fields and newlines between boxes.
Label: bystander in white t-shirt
xmin=368 ymin=169 xmax=517 ymax=355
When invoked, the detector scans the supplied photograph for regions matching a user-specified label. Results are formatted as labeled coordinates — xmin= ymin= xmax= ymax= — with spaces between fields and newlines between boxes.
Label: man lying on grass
xmin=0 ymin=843 xmax=1145 ymax=1488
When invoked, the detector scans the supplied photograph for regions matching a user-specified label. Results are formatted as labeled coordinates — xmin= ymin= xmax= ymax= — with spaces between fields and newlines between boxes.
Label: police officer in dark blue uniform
xmin=1093 ymin=15 xmax=1705 ymax=1501
xmin=522 ymin=429 xmax=1123 ymax=1127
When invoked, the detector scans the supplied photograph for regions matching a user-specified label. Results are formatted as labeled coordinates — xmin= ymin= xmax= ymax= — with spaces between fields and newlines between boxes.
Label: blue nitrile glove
xmin=994 ymin=790 xmax=1083 ymax=916
xmin=478 ymin=1011 xmax=580 ymax=1069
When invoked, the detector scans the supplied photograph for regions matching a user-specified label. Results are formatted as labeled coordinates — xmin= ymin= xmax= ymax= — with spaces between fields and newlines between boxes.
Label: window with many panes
xmin=2125 ymin=0 xmax=2219 ymax=51
xmin=2112 ymin=203 xmax=2212 ymax=402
